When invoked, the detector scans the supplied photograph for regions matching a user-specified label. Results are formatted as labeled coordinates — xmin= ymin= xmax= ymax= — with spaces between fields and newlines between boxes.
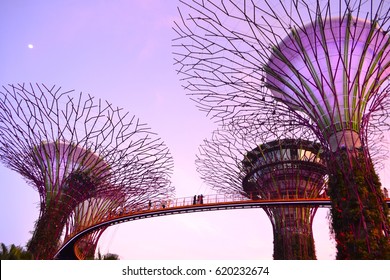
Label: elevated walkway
xmin=55 ymin=194 xmax=390 ymax=259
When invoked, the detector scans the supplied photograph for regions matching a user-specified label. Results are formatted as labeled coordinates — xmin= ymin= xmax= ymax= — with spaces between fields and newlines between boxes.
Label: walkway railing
xmin=114 ymin=192 xmax=327 ymax=214
xmin=127 ymin=193 xmax=250 ymax=212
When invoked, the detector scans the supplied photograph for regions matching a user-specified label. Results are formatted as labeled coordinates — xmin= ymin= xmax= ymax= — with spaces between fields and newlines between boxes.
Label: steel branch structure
xmin=174 ymin=0 xmax=390 ymax=259
xmin=196 ymin=116 xmax=327 ymax=259
xmin=0 ymin=83 xmax=174 ymax=259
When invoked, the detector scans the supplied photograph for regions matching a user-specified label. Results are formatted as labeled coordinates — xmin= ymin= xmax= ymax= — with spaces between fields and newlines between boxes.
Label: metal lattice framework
xmin=0 ymin=83 xmax=174 ymax=259
xmin=196 ymin=115 xmax=327 ymax=259
xmin=173 ymin=0 xmax=390 ymax=151
xmin=174 ymin=0 xmax=390 ymax=259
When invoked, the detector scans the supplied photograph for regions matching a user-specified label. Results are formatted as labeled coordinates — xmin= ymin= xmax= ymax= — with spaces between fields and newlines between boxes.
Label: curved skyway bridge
xmin=55 ymin=193 xmax=390 ymax=259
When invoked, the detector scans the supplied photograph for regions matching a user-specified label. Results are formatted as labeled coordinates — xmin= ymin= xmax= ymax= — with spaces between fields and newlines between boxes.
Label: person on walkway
xmin=193 ymin=195 xmax=197 ymax=205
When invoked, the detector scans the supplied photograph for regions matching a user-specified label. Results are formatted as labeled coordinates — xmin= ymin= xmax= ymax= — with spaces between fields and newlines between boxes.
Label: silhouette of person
xmin=200 ymin=194 xmax=204 ymax=204
xmin=193 ymin=195 xmax=197 ymax=205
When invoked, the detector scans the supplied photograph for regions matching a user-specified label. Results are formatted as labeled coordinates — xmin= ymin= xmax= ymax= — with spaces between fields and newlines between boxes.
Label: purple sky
xmin=2 ymin=0 xmax=387 ymax=260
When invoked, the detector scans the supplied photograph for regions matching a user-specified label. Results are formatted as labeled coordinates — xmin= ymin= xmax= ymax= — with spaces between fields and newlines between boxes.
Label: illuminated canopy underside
xmin=266 ymin=16 xmax=390 ymax=140
xmin=35 ymin=141 xmax=110 ymax=190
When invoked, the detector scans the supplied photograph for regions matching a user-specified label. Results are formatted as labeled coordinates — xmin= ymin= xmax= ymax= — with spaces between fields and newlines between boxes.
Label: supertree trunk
xmin=27 ymin=204 xmax=66 ymax=259
xmin=328 ymin=149 xmax=390 ymax=259
xmin=268 ymin=206 xmax=317 ymax=260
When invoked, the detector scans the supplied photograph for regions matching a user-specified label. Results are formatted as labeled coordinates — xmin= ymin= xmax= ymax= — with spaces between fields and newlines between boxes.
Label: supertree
xmin=63 ymin=189 xmax=126 ymax=259
xmin=65 ymin=173 xmax=172 ymax=259
xmin=0 ymin=83 xmax=174 ymax=259
xmin=173 ymin=0 xmax=390 ymax=259
xmin=196 ymin=113 xmax=327 ymax=259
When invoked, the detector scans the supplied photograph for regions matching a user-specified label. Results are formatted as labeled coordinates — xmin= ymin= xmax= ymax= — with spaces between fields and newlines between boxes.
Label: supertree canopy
xmin=174 ymin=0 xmax=390 ymax=259
xmin=196 ymin=114 xmax=327 ymax=259
xmin=265 ymin=14 xmax=390 ymax=151
xmin=0 ymin=83 xmax=174 ymax=259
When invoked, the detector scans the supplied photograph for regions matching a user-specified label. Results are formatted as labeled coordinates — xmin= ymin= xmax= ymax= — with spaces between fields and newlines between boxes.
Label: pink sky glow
xmin=2 ymin=0 xmax=388 ymax=260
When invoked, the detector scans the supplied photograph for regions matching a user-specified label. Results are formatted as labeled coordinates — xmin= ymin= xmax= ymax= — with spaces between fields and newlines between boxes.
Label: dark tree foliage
xmin=0 ymin=243 xmax=33 ymax=260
